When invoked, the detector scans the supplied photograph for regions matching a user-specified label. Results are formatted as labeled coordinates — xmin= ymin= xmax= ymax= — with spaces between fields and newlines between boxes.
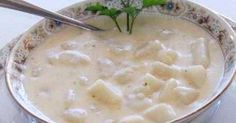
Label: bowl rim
xmin=5 ymin=0 xmax=236 ymax=122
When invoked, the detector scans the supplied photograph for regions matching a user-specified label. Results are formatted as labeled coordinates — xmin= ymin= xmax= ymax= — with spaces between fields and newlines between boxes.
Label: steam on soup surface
xmin=22 ymin=15 xmax=224 ymax=123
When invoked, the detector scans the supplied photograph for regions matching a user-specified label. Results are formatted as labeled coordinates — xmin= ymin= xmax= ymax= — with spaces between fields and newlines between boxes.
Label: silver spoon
xmin=0 ymin=0 xmax=103 ymax=31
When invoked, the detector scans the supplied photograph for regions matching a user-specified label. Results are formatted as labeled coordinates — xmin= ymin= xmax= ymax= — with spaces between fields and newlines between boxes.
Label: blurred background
xmin=0 ymin=0 xmax=235 ymax=48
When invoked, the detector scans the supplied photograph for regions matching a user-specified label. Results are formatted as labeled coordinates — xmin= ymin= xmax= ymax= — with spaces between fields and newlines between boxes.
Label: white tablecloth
xmin=0 ymin=1 xmax=236 ymax=123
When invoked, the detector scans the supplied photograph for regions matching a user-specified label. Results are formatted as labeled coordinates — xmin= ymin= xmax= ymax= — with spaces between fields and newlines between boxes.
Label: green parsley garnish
xmin=86 ymin=0 xmax=166 ymax=34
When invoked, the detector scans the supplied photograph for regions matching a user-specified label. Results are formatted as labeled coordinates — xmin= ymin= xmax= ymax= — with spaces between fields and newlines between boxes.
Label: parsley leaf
xmin=100 ymin=8 xmax=122 ymax=19
xmin=86 ymin=3 xmax=122 ymax=32
xmin=123 ymin=6 xmax=141 ymax=18
xmin=143 ymin=0 xmax=166 ymax=8
xmin=85 ymin=3 xmax=107 ymax=13
xmin=123 ymin=6 xmax=141 ymax=34
xmin=85 ymin=3 xmax=122 ymax=19
xmin=85 ymin=0 xmax=167 ymax=34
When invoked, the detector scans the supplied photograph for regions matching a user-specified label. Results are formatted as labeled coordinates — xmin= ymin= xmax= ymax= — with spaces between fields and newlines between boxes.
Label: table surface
xmin=0 ymin=0 xmax=236 ymax=123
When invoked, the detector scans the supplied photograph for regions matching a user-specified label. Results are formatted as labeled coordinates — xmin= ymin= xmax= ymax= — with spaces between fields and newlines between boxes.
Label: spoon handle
xmin=0 ymin=0 xmax=103 ymax=31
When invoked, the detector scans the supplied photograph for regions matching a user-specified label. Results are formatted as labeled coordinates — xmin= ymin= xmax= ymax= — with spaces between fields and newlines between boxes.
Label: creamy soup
xmin=22 ymin=15 xmax=224 ymax=123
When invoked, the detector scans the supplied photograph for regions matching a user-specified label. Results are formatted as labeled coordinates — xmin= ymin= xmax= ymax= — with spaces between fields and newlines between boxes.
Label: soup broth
xmin=22 ymin=15 xmax=224 ymax=123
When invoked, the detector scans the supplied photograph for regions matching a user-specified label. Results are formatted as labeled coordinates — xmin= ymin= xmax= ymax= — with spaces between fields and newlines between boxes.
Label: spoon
xmin=0 ymin=0 xmax=103 ymax=31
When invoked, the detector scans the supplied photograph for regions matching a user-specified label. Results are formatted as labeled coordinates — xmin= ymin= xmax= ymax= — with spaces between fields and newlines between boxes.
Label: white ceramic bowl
xmin=5 ymin=0 xmax=236 ymax=122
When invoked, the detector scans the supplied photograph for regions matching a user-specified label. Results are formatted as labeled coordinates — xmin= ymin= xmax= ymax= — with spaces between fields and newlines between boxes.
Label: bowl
xmin=5 ymin=0 xmax=236 ymax=122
